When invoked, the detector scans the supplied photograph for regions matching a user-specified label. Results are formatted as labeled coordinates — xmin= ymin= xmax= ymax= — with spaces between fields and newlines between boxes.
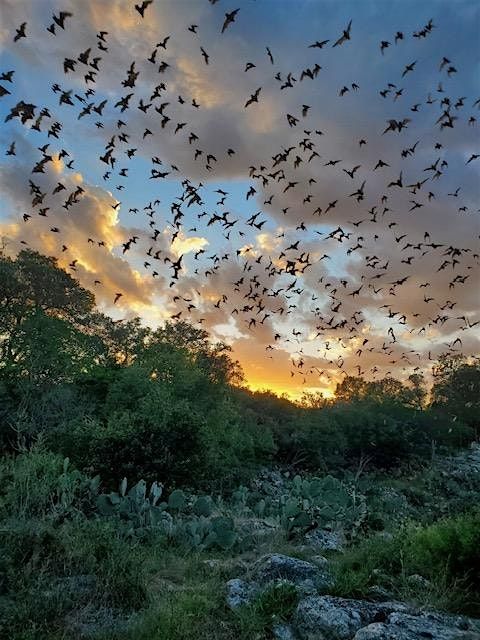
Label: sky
xmin=0 ymin=0 xmax=479 ymax=398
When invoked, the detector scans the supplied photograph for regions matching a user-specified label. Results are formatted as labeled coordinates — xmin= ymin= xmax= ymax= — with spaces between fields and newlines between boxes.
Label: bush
xmin=405 ymin=512 xmax=480 ymax=593
xmin=0 ymin=451 xmax=150 ymax=637
xmin=333 ymin=510 xmax=480 ymax=615
xmin=0 ymin=448 xmax=97 ymax=520
xmin=43 ymin=363 xmax=277 ymax=490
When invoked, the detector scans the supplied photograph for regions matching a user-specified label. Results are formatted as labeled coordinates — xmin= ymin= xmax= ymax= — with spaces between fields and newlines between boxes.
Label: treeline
xmin=0 ymin=250 xmax=478 ymax=489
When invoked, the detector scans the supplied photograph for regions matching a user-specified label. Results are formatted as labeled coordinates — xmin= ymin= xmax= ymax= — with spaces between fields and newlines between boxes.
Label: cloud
xmin=0 ymin=156 xmax=164 ymax=311
xmin=171 ymin=231 xmax=208 ymax=258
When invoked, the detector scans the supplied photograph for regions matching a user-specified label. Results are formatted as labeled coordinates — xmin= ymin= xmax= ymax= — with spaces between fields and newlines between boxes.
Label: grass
xmin=96 ymin=547 xmax=300 ymax=640
xmin=331 ymin=510 xmax=480 ymax=616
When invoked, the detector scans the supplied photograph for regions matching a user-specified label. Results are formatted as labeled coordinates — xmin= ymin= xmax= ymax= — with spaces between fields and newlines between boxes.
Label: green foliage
xmin=96 ymin=479 xmax=171 ymax=536
xmin=0 ymin=251 xmax=97 ymax=383
xmin=332 ymin=533 xmax=402 ymax=597
xmin=122 ymin=553 xmax=293 ymax=640
xmin=296 ymin=399 xmax=473 ymax=470
xmin=44 ymin=363 xmax=262 ymax=488
xmin=0 ymin=251 xmax=271 ymax=488
xmin=362 ymin=485 xmax=411 ymax=532
xmin=334 ymin=374 xmax=428 ymax=407
xmin=431 ymin=355 xmax=480 ymax=429
xmin=193 ymin=496 xmax=213 ymax=517
xmin=59 ymin=518 xmax=148 ymax=609
xmin=0 ymin=448 xmax=98 ymax=520
xmin=125 ymin=584 xmax=224 ymax=640
xmin=225 ymin=472 xmax=368 ymax=541
xmin=147 ymin=320 xmax=244 ymax=386
xmin=0 ymin=250 xmax=94 ymax=330
xmin=279 ymin=474 xmax=365 ymax=536
xmin=251 ymin=581 xmax=299 ymax=625
xmin=0 ymin=250 xmax=475 ymax=490
xmin=0 ymin=452 xmax=149 ymax=637
xmin=93 ymin=473 xmax=238 ymax=551
xmin=405 ymin=512 xmax=480 ymax=592
xmin=176 ymin=515 xmax=237 ymax=551
xmin=333 ymin=510 xmax=480 ymax=615
xmin=209 ymin=516 xmax=237 ymax=549
xmin=168 ymin=489 xmax=186 ymax=510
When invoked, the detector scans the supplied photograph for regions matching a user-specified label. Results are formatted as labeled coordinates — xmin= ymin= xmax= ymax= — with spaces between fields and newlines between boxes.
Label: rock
xmin=406 ymin=573 xmax=431 ymax=588
xmin=366 ymin=585 xmax=393 ymax=601
xmin=236 ymin=517 xmax=279 ymax=539
xmin=225 ymin=578 xmax=259 ymax=609
xmin=295 ymin=595 xmax=363 ymax=640
xmin=304 ymin=529 xmax=345 ymax=552
xmin=293 ymin=596 xmax=410 ymax=640
xmin=441 ymin=442 xmax=480 ymax=479
xmin=254 ymin=554 xmax=332 ymax=593
xmin=273 ymin=623 xmax=298 ymax=640
xmin=353 ymin=611 xmax=480 ymax=640
xmin=226 ymin=554 xmax=332 ymax=611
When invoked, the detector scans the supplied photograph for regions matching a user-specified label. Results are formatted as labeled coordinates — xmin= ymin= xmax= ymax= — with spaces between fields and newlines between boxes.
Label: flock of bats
xmin=2 ymin=0 xmax=479 ymax=387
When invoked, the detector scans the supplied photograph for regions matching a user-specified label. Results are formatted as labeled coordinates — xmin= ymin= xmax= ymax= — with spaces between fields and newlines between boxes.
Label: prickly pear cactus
xmin=168 ymin=489 xmax=186 ymax=511
xmin=275 ymin=473 xmax=367 ymax=536
xmin=96 ymin=479 xmax=170 ymax=532
xmin=193 ymin=496 xmax=213 ymax=517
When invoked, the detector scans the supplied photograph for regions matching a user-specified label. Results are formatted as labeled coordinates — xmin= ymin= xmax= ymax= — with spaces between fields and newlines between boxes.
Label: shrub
xmin=333 ymin=510 xmax=480 ymax=615
xmin=0 ymin=448 xmax=97 ymax=520
xmin=0 ymin=451 xmax=150 ymax=636
xmin=405 ymin=511 xmax=480 ymax=592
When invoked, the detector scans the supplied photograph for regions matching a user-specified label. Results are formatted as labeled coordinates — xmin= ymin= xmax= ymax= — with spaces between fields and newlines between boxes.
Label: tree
xmin=0 ymin=250 xmax=96 ymax=373
xmin=89 ymin=314 xmax=149 ymax=366
xmin=299 ymin=391 xmax=328 ymax=409
xmin=403 ymin=373 xmax=427 ymax=409
xmin=0 ymin=249 xmax=94 ymax=321
xmin=334 ymin=376 xmax=368 ymax=401
xmin=147 ymin=321 xmax=243 ymax=385
xmin=365 ymin=377 xmax=406 ymax=403
xmin=431 ymin=354 xmax=480 ymax=429
xmin=4 ymin=309 xmax=104 ymax=385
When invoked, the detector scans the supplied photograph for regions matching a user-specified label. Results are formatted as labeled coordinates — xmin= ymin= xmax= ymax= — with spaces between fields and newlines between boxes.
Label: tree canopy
xmin=0 ymin=249 xmax=477 ymax=485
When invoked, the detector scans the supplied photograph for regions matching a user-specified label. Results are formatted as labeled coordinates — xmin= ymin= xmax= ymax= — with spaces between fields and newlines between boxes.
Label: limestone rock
xmin=293 ymin=596 xmax=410 ymax=640
xmin=225 ymin=578 xmax=259 ymax=609
xmin=304 ymin=529 xmax=345 ymax=552
xmin=254 ymin=554 xmax=332 ymax=593
xmin=273 ymin=623 xmax=298 ymax=640
xmin=353 ymin=611 xmax=480 ymax=640
xmin=295 ymin=595 xmax=363 ymax=640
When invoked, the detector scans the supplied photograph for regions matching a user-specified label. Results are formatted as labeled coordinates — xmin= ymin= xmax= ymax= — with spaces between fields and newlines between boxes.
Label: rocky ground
xmin=226 ymin=552 xmax=480 ymax=639
xmin=222 ymin=444 xmax=480 ymax=640
xmin=42 ymin=444 xmax=480 ymax=638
